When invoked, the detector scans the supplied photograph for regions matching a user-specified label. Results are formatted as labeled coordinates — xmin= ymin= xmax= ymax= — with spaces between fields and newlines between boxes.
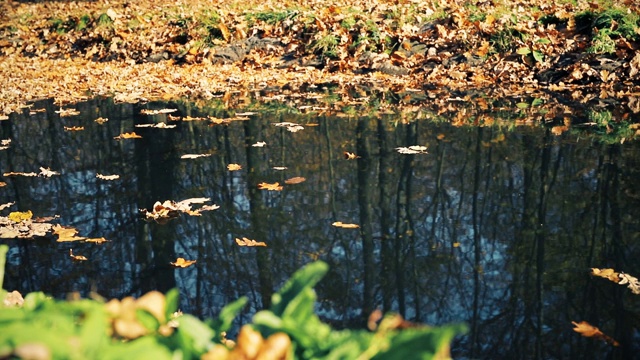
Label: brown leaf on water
xmin=227 ymin=163 xmax=242 ymax=171
xmin=332 ymin=221 xmax=360 ymax=229
xmin=344 ymin=151 xmax=360 ymax=160
xmin=39 ymin=167 xmax=60 ymax=177
xmin=96 ymin=174 xmax=120 ymax=180
xmin=235 ymin=237 xmax=267 ymax=247
xmin=591 ymin=268 xmax=620 ymax=283
xmin=3 ymin=172 xmax=38 ymax=177
xmin=55 ymin=108 xmax=80 ymax=117
xmin=64 ymin=126 xmax=85 ymax=131
xmin=170 ymin=257 xmax=197 ymax=268
xmin=95 ymin=117 xmax=109 ymax=124
xmin=0 ymin=182 xmax=6 ymax=187
xmin=284 ymin=177 xmax=306 ymax=185
xmin=140 ymin=198 xmax=217 ymax=222
xmin=572 ymin=321 xmax=619 ymax=346
xmin=258 ymin=182 xmax=283 ymax=191
xmin=114 ymin=132 xmax=142 ymax=140
xmin=140 ymin=108 xmax=177 ymax=115
xmin=69 ymin=249 xmax=88 ymax=261
xmin=85 ymin=237 xmax=110 ymax=244
xmin=181 ymin=154 xmax=212 ymax=159
xmin=0 ymin=202 xmax=15 ymax=211
xmin=53 ymin=224 xmax=86 ymax=242
xmin=618 ymin=273 xmax=640 ymax=294
xmin=135 ymin=122 xmax=176 ymax=129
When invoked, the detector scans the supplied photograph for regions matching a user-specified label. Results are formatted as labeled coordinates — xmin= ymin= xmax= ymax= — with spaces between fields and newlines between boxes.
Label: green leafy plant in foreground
xmin=0 ymin=244 xmax=466 ymax=359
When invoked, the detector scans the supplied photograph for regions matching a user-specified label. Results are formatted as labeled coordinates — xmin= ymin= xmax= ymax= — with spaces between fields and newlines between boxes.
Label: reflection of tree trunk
xmin=394 ymin=122 xmax=417 ymax=318
xmin=470 ymin=127 xmax=482 ymax=358
xmin=244 ymin=118 xmax=273 ymax=309
xmin=377 ymin=118 xmax=394 ymax=312
xmin=356 ymin=117 xmax=375 ymax=319
xmin=134 ymin=111 xmax=177 ymax=294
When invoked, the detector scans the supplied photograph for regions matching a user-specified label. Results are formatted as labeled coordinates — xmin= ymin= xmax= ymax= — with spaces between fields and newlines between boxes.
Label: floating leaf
xmin=63 ymin=126 xmax=85 ymax=131
xmin=0 ymin=182 xmax=6 ymax=187
xmin=0 ymin=202 xmax=15 ymax=211
xmin=332 ymin=221 xmax=360 ymax=229
xmin=170 ymin=257 xmax=197 ymax=268
xmin=258 ymin=182 xmax=283 ymax=191
xmin=252 ymin=141 xmax=267 ymax=147
xmin=3 ymin=172 xmax=37 ymax=177
xmin=140 ymin=108 xmax=177 ymax=115
xmin=85 ymin=237 xmax=110 ymax=244
xmin=69 ymin=249 xmax=88 ymax=261
xmin=96 ymin=173 xmax=120 ymax=180
xmin=591 ymin=268 xmax=620 ymax=283
xmin=273 ymin=166 xmax=288 ymax=171
xmin=39 ymin=167 xmax=60 ymax=177
xmin=284 ymin=177 xmax=306 ymax=185
xmin=181 ymin=154 xmax=211 ymax=159
xmin=114 ymin=132 xmax=142 ymax=140
xmin=235 ymin=237 xmax=267 ymax=247
xmin=135 ymin=123 xmax=176 ymax=129
xmin=396 ymin=146 xmax=428 ymax=154
xmin=140 ymin=198 xmax=217 ymax=223
xmin=618 ymin=273 xmax=640 ymax=294
xmin=95 ymin=117 xmax=109 ymax=124
xmin=344 ymin=152 xmax=360 ymax=159
xmin=8 ymin=210 xmax=32 ymax=223
xmin=572 ymin=321 xmax=619 ymax=346
xmin=53 ymin=224 xmax=86 ymax=242
xmin=55 ymin=108 xmax=80 ymax=117
xmin=274 ymin=122 xmax=304 ymax=132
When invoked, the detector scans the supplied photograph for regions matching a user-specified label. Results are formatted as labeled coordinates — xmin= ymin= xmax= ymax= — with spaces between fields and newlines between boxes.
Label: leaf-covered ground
xmin=1 ymin=0 xmax=639 ymax=120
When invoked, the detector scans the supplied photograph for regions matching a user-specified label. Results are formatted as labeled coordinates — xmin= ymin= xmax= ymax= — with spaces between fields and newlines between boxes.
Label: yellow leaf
xmin=235 ymin=237 xmax=267 ymax=247
xmin=227 ymin=163 xmax=242 ymax=171
xmin=69 ymin=249 xmax=88 ymax=261
xmin=332 ymin=221 xmax=360 ymax=229
xmin=114 ymin=132 xmax=142 ymax=140
xmin=284 ymin=177 xmax=306 ymax=184
xmin=170 ymin=257 xmax=197 ymax=268
xmin=591 ymin=268 xmax=620 ymax=283
xmin=53 ymin=224 xmax=86 ymax=242
xmin=8 ymin=210 xmax=32 ymax=223
xmin=257 ymin=182 xmax=283 ymax=191
xmin=344 ymin=152 xmax=360 ymax=160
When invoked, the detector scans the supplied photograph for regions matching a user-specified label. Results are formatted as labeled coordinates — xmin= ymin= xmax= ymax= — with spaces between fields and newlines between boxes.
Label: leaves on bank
xmin=571 ymin=321 xmax=619 ymax=346
xmin=170 ymin=258 xmax=197 ymax=268
xmin=235 ymin=237 xmax=267 ymax=247
xmin=140 ymin=198 xmax=219 ymax=223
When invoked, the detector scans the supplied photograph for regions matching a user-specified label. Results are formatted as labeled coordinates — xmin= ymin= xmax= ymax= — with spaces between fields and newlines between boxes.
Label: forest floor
xmin=1 ymin=0 xmax=639 ymax=128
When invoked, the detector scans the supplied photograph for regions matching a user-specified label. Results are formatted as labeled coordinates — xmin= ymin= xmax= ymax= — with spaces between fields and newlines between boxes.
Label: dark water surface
xmin=1 ymin=97 xmax=640 ymax=359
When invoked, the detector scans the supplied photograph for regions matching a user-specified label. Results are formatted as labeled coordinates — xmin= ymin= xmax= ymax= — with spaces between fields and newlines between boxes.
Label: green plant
xmin=490 ymin=27 xmax=526 ymax=53
xmin=246 ymin=10 xmax=298 ymax=26
xmin=0 ymin=245 xmax=465 ymax=359
xmin=96 ymin=13 xmax=114 ymax=28
xmin=311 ymin=33 xmax=339 ymax=59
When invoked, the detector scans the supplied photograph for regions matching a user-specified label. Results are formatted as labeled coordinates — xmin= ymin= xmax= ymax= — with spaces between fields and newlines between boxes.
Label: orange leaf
xmin=257 ymin=182 xmax=283 ymax=191
xmin=227 ymin=163 xmax=242 ymax=171
xmin=572 ymin=321 xmax=619 ymax=346
xmin=69 ymin=249 xmax=88 ymax=261
xmin=64 ymin=126 xmax=85 ymax=131
xmin=114 ymin=132 xmax=142 ymax=140
xmin=591 ymin=268 xmax=620 ymax=283
xmin=284 ymin=177 xmax=306 ymax=185
xmin=170 ymin=257 xmax=197 ymax=268
xmin=344 ymin=152 xmax=360 ymax=160
xmin=235 ymin=237 xmax=267 ymax=247
xmin=53 ymin=224 xmax=86 ymax=242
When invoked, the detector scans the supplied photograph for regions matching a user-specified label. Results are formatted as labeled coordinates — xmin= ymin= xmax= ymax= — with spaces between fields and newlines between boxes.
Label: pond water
xmin=1 ymin=96 xmax=640 ymax=359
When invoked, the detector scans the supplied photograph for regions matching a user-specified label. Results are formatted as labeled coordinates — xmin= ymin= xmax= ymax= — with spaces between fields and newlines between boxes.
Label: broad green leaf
xmin=531 ymin=98 xmax=544 ymax=107
xmin=0 ymin=245 xmax=7 ymax=291
xmin=210 ymin=296 xmax=247 ymax=338
xmin=271 ymin=261 xmax=328 ymax=316
xmin=372 ymin=324 xmax=468 ymax=360
xmin=136 ymin=308 xmax=160 ymax=332
xmin=516 ymin=102 xmax=529 ymax=109
xmin=516 ymin=47 xmax=531 ymax=55
xmin=533 ymin=50 xmax=544 ymax=62
xmin=175 ymin=314 xmax=215 ymax=357
xmin=80 ymin=305 xmax=109 ymax=358
xmin=536 ymin=38 xmax=551 ymax=44
xmin=101 ymin=336 xmax=173 ymax=360
xmin=164 ymin=288 xmax=180 ymax=320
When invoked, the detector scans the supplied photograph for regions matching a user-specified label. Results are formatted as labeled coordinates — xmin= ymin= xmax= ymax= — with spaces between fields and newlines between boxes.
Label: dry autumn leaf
xmin=0 ymin=202 xmax=15 ymax=211
xmin=571 ymin=321 xmax=619 ymax=346
xmin=3 ymin=172 xmax=38 ymax=177
xmin=39 ymin=167 xmax=60 ymax=177
xmin=95 ymin=117 xmax=108 ymax=124
xmin=53 ymin=224 xmax=86 ymax=242
xmin=284 ymin=177 xmax=306 ymax=184
xmin=227 ymin=164 xmax=242 ymax=171
xmin=235 ymin=237 xmax=267 ymax=247
xmin=0 ymin=182 xmax=6 ymax=187
xmin=332 ymin=221 xmax=360 ymax=229
xmin=114 ymin=132 xmax=142 ymax=140
xmin=140 ymin=108 xmax=177 ymax=115
xmin=181 ymin=154 xmax=212 ymax=159
xmin=8 ymin=210 xmax=32 ymax=223
xmin=135 ymin=122 xmax=176 ymax=129
xmin=252 ymin=141 xmax=267 ymax=147
xmin=63 ymin=126 xmax=85 ymax=131
xmin=591 ymin=268 xmax=620 ymax=283
xmin=69 ymin=249 xmax=88 ymax=261
xmin=257 ymin=182 xmax=283 ymax=191
xmin=55 ymin=108 xmax=80 ymax=117
xmin=96 ymin=174 xmax=120 ymax=180
xmin=344 ymin=151 xmax=360 ymax=160
xmin=85 ymin=237 xmax=110 ymax=244
xmin=170 ymin=257 xmax=197 ymax=268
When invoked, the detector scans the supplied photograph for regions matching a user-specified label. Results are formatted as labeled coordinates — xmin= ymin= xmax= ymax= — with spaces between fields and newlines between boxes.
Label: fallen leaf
xmin=0 ymin=202 xmax=15 ymax=211
xmin=396 ymin=146 xmax=428 ymax=154
xmin=227 ymin=163 xmax=242 ymax=171
xmin=257 ymin=182 xmax=283 ymax=191
xmin=39 ymin=167 xmax=60 ymax=177
xmin=96 ymin=174 xmax=120 ymax=180
xmin=235 ymin=237 xmax=267 ymax=247
xmin=55 ymin=108 xmax=80 ymax=117
xmin=284 ymin=177 xmax=306 ymax=184
xmin=95 ymin=117 xmax=109 ymax=124
xmin=85 ymin=237 xmax=110 ymax=244
xmin=181 ymin=154 xmax=212 ymax=159
xmin=135 ymin=122 xmax=176 ymax=129
xmin=69 ymin=249 xmax=88 ymax=261
xmin=272 ymin=166 xmax=288 ymax=171
xmin=64 ymin=126 xmax=85 ymax=131
xmin=618 ymin=273 xmax=640 ymax=294
xmin=572 ymin=321 xmax=619 ymax=346
xmin=0 ymin=182 xmax=5 ymax=187
xmin=3 ymin=172 xmax=38 ymax=177
xmin=274 ymin=122 xmax=304 ymax=132
xmin=170 ymin=257 xmax=197 ymax=268
xmin=53 ymin=224 xmax=86 ymax=242
xmin=252 ymin=141 xmax=267 ymax=147
xmin=8 ymin=210 xmax=32 ymax=223
xmin=344 ymin=152 xmax=360 ymax=160
xmin=591 ymin=268 xmax=620 ymax=283
xmin=332 ymin=221 xmax=360 ymax=229
xmin=114 ymin=132 xmax=142 ymax=140
xmin=140 ymin=108 xmax=177 ymax=115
